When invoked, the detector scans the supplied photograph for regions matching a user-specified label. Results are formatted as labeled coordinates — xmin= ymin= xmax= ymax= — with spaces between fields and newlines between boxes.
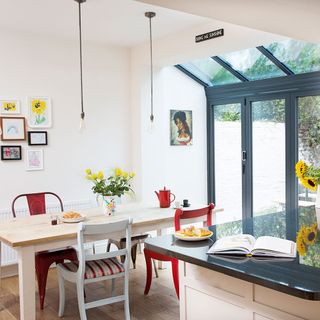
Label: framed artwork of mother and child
xmin=170 ymin=110 xmax=193 ymax=146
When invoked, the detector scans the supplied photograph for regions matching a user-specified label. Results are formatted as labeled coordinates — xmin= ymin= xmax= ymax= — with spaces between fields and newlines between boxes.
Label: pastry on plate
xmin=63 ymin=211 xmax=82 ymax=219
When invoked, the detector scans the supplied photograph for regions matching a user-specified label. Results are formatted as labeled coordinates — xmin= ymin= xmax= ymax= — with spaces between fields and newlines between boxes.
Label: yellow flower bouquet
xmin=296 ymin=223 xmax=317 ymax=256
xmin=295 ymin=160 xmax=320 ymax=192
xmin=85 ymin=168 xmax=135 ymax=197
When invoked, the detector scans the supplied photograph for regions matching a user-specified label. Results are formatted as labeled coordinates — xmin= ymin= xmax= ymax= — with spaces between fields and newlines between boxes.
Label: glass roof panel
xmin=266 ymin=39 xmax=320 ymax=74
xmin=220 ymin=48 xmax=286 ymax=81
xmin=181 ymin=58 xmax=241 ymax=86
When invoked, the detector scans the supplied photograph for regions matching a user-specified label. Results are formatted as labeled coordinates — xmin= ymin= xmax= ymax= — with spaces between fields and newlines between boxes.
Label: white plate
xmin=62 ymin=216 xmax=85 ymax=223
xmin=174 ymin=231 xmax=213 ymax=241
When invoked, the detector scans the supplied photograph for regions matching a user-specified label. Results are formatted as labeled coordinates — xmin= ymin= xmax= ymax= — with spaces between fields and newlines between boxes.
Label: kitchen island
xmin=145 ymin=232 xmax=320 ymax=320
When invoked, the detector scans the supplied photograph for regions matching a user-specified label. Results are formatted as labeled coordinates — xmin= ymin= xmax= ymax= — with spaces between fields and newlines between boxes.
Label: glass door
xmin=250 ymin=98 xmax=286 ymax=238
xmin=213 ymin=103 xmax=242 ymax=227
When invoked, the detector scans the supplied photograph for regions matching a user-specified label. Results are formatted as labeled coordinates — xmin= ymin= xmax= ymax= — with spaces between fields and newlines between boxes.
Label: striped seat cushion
xmin=60 ymin=258 xmax=124 ymax=279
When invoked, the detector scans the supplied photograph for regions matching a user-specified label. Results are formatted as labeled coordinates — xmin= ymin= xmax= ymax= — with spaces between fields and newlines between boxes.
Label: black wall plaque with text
xmin=195 ymin=29 xmax=224 ymax=43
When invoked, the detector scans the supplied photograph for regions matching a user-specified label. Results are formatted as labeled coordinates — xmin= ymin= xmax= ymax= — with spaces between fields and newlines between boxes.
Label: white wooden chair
xmin=57 ymin=218 xmax=132 ymax=320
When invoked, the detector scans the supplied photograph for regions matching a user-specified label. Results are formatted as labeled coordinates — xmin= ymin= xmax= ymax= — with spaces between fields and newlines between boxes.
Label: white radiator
xmin=0 ymin=199 xmax=94 ymax=266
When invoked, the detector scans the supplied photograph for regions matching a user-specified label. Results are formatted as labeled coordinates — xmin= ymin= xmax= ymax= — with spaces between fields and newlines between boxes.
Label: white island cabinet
xmin=179 ymin=261 xmax=320 ymax=320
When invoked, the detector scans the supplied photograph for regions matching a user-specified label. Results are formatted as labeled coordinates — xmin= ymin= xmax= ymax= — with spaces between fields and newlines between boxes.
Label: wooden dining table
xmin=0 ymin=203 xmax=222 ymax=320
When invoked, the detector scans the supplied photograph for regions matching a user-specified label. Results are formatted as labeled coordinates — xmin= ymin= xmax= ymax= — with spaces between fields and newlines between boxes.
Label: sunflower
xmin=295 ymin=160 xmax=307 ymax=178
xmin=300 ymin=176 xmax=318 ymax=192
xmin=304 ymin=226 xmax=317 ymax=245
xmin=296 ymin=233 xmax=306 ymax=256
xmin=31 ymin=99 xmax=46 ymax=115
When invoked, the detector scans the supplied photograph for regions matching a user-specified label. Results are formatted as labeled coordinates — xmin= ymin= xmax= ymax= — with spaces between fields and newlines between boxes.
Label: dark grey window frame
xmin=206 ymin=71 xmax=320 ymax=240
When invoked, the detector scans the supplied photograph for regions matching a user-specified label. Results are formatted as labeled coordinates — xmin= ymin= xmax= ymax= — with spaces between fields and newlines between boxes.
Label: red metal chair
xmin=11 ymin=192 xmax=78 ymax=310
xmin=144 ymin=203 xmax=215 ymax=299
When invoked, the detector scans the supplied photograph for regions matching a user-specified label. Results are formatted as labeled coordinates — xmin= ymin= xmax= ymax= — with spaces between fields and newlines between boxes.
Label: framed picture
xmin=28 ymin=96 xmax=52 ymax=128
xmin=28 ymin=131 xmax=48 ymax=146
xmin=1 ymin=146 xmax=22 ymax=160
xmin=0 ymin=100 xmax=21 ymax=114
xmin=26 ymin=149 xmax=44 ymax=171
xmin=0 ymin=117 xmax=26 ymax=141
xmin=170 ymin=110 xmax=193 ymax=146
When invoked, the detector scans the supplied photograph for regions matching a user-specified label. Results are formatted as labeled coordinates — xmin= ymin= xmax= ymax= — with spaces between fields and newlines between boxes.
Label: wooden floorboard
xmin=0 ymin=253 xmax=179 ymax=320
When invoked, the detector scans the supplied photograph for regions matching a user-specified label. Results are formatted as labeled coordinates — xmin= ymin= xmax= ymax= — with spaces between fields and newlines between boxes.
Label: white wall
xmin=0 ymin=30 xmax=132 ymax=209
xmin=141 ymin=67 xmax=207 ymax=205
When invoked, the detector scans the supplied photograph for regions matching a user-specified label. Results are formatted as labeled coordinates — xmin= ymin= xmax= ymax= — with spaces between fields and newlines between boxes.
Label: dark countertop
xmin=145 ymin=232 xmax=320 ymax=300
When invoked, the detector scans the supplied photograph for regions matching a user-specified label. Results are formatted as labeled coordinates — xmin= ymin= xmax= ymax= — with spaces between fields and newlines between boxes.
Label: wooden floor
xmin=0 ymin=253 xmax=179 ymax=320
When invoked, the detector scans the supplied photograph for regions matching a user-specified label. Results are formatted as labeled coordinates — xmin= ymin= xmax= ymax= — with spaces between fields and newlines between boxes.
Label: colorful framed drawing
xmin=26 ymin=149 xmax=44 ymax=171
xmin=170 ymin=110 xmax=193 ymax=146
xmin=0 ymin=117 xmax=26 ymax=141
xmin=0 ymin=100 xmax=21 ymax=114
xmin=28 ymin=131 xmax=48 ymax=146
xmin=28 ymin=97 xmax=52 ymax=128
xmin=1 ymin=146 xmax=22 ymax=160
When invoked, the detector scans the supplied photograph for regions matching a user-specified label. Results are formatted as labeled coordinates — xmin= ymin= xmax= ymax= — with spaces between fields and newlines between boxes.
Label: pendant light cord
xmin=78 ymin=0 xmax=85 ymax=120
xmin=145 ymin=12 xmax=156 ymax=122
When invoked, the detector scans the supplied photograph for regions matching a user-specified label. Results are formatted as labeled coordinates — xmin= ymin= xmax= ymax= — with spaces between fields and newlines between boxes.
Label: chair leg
xmin=152 ymin=259 xmax=159 ymax=278
xmin=76 ymin=282 xmax=87 ymax=320
xmin=144 ymin=249 xmax=153 ymax=295
xmin=171 ymin=259 xmax=179 ymax=299
xmin=35 ymin=258 xmax=51 ymax=310
xmin=131 ymin=244 xmax=138 ymax=269
xmin=111 ymin=278 xmax=115 ymax=296
xmin=58 ymin=269 xmax=65 ymax=317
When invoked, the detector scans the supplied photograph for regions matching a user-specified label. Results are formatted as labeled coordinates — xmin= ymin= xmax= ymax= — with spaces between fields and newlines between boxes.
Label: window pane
xmin=214 ymin=103 xmax=242 ymax=227
xmin=181 ymin=58 xmax=241 ymax=86
xmin=220 ymin=48 xmax=286 ymax=81
xmin=252 ymin=99 xmax=286 ymax=238
xmin=298 ymin=95 xmax=320 ymax=268
xmin=267 ymin=40 xmax=320 ymax=74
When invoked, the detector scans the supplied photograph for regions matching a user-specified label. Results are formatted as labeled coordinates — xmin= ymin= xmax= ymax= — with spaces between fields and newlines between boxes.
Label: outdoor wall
xmin=0 ymin=30 xmax=131 ymax=210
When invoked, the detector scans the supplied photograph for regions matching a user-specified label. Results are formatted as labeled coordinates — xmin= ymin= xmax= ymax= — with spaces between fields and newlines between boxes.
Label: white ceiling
xmin=136 ymin=0 xmax=320 ymax=43
xmin=0 ymin=0 xmax=208 ymax=47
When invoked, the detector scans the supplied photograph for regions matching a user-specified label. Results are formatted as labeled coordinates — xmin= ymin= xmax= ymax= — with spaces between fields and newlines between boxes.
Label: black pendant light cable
xmin=75 ymin=0 xmax=86 ymax=129
xmin=145 ymin=12 xmax=156 ymax=122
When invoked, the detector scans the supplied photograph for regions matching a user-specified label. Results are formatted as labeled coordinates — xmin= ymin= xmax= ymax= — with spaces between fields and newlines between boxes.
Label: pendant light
xmin=145 ymin=12 xmax=156 ymax=122
xmin=75 ymin=0 xmax=86 ymax=130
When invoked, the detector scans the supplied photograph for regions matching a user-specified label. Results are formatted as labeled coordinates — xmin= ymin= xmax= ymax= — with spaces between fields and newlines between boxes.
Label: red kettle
xmin=155 ymin=187 xmax=176 ymax=208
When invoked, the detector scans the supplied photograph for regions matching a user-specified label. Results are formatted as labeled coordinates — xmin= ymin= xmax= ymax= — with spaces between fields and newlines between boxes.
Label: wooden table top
xmin=0 ymin=203 xmax=222 ymax=248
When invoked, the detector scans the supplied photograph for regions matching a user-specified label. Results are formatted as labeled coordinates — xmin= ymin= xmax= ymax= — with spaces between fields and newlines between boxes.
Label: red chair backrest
xmin=11 ymin=192 xmax=64 ymax=218
xmin=174 ymin=203 xmax=215 ymax=231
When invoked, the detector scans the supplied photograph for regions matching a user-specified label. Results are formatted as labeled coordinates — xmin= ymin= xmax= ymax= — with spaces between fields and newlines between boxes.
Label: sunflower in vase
xmin=296 ymin=223 xmax=317 ymax=256
xmin=295 ymin=160 xmax=320 ymax=192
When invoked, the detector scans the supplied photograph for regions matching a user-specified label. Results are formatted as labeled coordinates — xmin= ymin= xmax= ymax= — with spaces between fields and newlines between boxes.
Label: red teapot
xmin=155 ymin=187 xmax=176 ymax=208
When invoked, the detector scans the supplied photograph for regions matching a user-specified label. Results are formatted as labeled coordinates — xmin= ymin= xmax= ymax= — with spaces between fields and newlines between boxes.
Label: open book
xmin=207 ymin=234 xmax=297 ymax=258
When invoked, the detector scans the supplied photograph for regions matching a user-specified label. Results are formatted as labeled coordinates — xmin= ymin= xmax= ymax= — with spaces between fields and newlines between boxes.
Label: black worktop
xmin=145 ymin=232 xmax=320 ymax=300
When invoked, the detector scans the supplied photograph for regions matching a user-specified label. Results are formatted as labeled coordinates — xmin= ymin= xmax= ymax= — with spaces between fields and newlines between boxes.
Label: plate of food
xmin=175 ymin=226 xmax=213 ymax=241
xmin=62 ymin=211 xmax=85 ymax=223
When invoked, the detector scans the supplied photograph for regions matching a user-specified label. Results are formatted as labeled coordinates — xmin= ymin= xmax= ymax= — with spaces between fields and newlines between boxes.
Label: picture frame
xmin=0 ymin=116 xmax=26 ymax=141
xmin=0 ymin=100 xmax=21 ymax=114
xmin=1 ymin=146 xmax=22 ymax=160
xmin=170 ymin=110 xmax=193 ymax=146
xmin=28 ymin=131 xmax=48 ymax=146
xmin=27 ymin=96 xmax=52 ymax=128
xmin=26 ymin=149 xmax=44 ymax=171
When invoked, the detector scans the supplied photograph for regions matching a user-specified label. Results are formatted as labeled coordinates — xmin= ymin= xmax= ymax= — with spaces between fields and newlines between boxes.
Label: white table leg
xmin=157 ymin=229 xmax=166 ymax=269
xmin=18 ymin=246 xmax=36 ymax=320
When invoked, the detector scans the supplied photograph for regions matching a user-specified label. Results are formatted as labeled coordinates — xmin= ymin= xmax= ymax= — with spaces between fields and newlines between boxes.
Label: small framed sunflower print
xmin=28 ymin=96 xmax=52 ymax=128
xmin=0 ymin=100 xmax=21 ymax=114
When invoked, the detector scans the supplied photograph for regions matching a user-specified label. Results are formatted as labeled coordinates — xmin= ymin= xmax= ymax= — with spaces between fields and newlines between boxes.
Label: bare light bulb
xmin=79 ymin=112 xmax=85 ymax=131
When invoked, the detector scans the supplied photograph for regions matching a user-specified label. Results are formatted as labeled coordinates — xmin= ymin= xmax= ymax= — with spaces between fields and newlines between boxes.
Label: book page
xmin=208 ymin=234 xmax=256 ymax=255
xmin=252 ymin=236 xmax=296 ymax=258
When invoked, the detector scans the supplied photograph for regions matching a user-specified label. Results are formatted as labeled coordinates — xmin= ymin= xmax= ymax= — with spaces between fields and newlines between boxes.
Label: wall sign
xmin=195 ymin=28 xmax=224 ymax=43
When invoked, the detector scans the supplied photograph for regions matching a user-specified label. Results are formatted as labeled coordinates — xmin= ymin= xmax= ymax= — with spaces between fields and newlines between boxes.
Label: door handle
xmin=242 ymin=151 xmax=247 ymax=174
